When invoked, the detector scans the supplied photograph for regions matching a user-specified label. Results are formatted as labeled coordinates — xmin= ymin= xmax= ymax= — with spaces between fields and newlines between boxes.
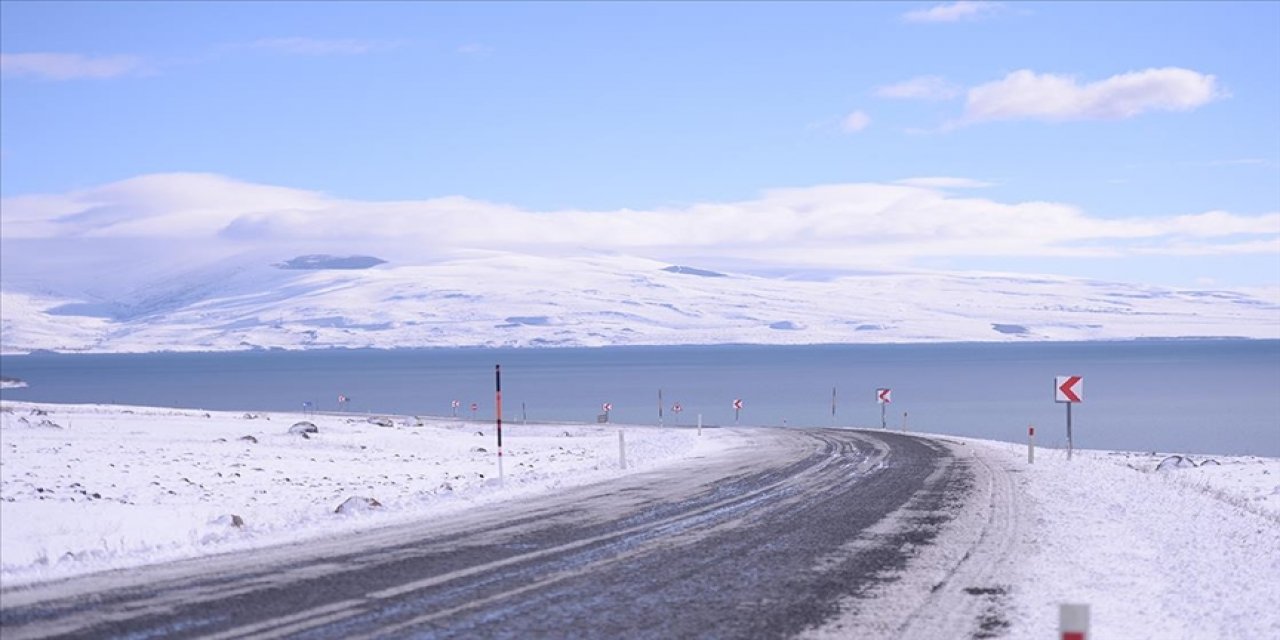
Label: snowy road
xmin=0 ymin=428 xmax=1014 ymax=639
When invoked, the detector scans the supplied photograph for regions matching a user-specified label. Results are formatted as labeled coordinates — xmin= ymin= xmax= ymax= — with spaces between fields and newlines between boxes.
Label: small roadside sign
xmin=1055 ymin=376 xmax=1083 ymax=403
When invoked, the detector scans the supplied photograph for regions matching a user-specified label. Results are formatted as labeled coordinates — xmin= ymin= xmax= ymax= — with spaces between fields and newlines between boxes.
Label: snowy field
xmin=947 ymin=435 xmax=1280 ymax=638
xmin=0 ymin=401 xmax=729 ymax=587
xmin=2 ymin=401 xmax=1277 ymax=637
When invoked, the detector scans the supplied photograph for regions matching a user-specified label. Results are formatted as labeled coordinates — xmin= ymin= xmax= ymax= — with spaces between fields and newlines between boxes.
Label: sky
xmin=1 ymin=1 xmax=1278 ymax=290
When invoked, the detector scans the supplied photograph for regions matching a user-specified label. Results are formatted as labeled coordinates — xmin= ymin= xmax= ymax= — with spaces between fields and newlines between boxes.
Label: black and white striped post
xmin=831 ymin=386 xmax=837 ymax=426
xmin=495 ymin=365 xmax=504 ymax=484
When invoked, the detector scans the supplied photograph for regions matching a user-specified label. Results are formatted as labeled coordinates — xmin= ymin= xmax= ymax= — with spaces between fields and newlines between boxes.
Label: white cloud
xmin=895 ymin=177 xmax=995 ymax=189
xmin=840 ymin=111 xmax=872 ymax=133
xmin=3 ymin=174 xmax=1275 ymax=273
xmin=962 ymin=68 xmax=1223 ymax=124
xmin=902 ymin=1 xmax=1002 ymax=23
xmin=245 ymin=37 xmax=399 ymax=56
xmin=0 ymin=53 xmax=146 ymax=80
xmin=874 ymin=76 xmax=961 ymax=100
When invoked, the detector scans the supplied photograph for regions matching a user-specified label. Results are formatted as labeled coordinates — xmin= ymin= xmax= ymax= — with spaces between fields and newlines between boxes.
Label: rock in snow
xmin=212 ymin=514 xmax=245 ymax=528
xmin=335 ymin=496 xmax=383 ymax=514
xmin=288 ymin=421 xmax=319 ymax=436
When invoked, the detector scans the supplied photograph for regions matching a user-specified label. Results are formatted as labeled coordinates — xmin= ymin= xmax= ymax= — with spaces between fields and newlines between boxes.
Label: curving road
xmin=0 ymin=428 xmax=1014 ymax=639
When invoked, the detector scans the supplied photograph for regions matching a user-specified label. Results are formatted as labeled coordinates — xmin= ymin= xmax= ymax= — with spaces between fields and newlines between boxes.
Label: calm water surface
xmin=2 ymin=341 xmax=1277 ymax=456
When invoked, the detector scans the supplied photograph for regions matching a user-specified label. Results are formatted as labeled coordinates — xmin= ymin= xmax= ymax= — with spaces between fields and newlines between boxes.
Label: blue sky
xmin=1 ymin=1 xmax=1278 ymax=289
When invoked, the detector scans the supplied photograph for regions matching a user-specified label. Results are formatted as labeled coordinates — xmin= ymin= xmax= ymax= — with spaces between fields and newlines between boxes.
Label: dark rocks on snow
xmin=214 ymin=514 xmax=245 ymax=528
xmin=367 ymin=416 xmax=395 ymax=428
xmin=289 ymin=421 xmax=319 ymax=436
xmin=238 ymin=435 xmax=259 ymax=444
xmin=335 ymin=496 xmax=383 ymax=514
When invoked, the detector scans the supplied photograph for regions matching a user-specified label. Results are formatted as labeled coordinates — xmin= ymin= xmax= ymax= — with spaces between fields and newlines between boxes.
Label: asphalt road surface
xmin=1 ymin=428 xmax=1015 ymax=639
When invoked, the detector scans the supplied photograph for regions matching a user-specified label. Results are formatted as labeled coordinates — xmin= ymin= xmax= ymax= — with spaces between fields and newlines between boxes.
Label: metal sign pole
xmin=881 ymin=403 xmax=886 ymax=430
xmin=1066 ymin=402 xmax=1073 ymax=461
xmin=658 ymin=389 xmax=664 ymax=426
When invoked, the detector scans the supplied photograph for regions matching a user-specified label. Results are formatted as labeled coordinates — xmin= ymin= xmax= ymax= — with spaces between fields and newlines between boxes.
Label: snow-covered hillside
xmin=2 ymin=252 xmax=1277 ymax=353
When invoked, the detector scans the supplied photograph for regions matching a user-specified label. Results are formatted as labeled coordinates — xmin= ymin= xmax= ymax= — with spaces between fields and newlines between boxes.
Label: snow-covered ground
xmin=3 ymin=252 xmax=1278 ymax=354
xmin=952 ymin=436 xmax=1280 ymax=638
xmin=2 ymin=401 xmax=1277 ymax=637
xmin=0 ymin=401 xmax=729 ymax=587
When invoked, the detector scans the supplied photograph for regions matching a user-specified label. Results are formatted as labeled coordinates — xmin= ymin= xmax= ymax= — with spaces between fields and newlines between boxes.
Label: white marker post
xmin=1054 ymin=376 xmax=1084 ymax=460
xmin=1028 ymin=425 xmax=1035 ymax=464
xmin=618 ymin=429 xmax=627 ymax=470
xmin=902 ymin=411 xmax=908 ymax=433
xmin=1060 ymin=603 xmax=1089 ymax=640
xmin=697 ymin=413 xmax=702 ymax=436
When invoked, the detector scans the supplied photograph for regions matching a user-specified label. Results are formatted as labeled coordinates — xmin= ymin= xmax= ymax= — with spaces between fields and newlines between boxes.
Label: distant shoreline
xmin=1 ymin=335 xmax=1274 ymax=358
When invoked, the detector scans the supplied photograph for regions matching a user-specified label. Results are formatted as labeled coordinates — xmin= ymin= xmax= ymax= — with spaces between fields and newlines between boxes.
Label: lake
xmin=2 ymin=341 xmax=1278 ymax=456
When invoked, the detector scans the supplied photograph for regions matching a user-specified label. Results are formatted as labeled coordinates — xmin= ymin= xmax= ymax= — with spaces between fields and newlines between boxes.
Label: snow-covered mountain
xmin=1 ymin=252 xmax=1276 ymax=354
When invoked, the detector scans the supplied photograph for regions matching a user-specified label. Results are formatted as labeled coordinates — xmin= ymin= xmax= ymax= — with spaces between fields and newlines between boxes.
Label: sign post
xmin=876 ymin=388 xmax=892 ymax=428
xmin=658 ymin=389 xmax=664 ymax=427
xmin=672 ymin=402 xmax=682 ymax=425
xmin=1055 ymin=375 xmax=1083 ymax=460
xmin=1028 ymin=425 xmax=1035 ymax=464
xmin=451 ymin=399 xmax=460 ymax=417
xmin=732 ymin=398 xmax=743 ymax=424
xmin=602 ymin=402 xmax=613 ymax=423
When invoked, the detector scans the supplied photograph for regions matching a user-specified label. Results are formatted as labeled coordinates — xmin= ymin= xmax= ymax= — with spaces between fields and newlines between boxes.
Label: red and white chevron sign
xmin=1055 ymin=376 xmax=1084 ymax=403
xmin=603 ymin=402 xmax=613 ymax=412
xmin=876 ymin=388 xmax=892 ymax=404
xmin=672 ymin=403 xmax=682 ymax=414
xmin=732 ymin=399 xmax=743 ymax=410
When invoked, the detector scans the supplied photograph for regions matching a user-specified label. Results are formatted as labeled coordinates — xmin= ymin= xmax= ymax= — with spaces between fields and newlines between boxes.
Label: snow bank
xmin=0 ymin=401 xmax=731 ymax=586
xmin=958 ymin=438 xmax=1280 ymax=638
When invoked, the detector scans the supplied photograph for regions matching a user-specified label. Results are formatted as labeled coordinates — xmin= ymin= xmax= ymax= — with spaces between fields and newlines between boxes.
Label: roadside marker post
xmin=697 ymin=413 xmax=702 ymax=436
xmin=672 ymin=402 xmax=682 ymax=425
xmin=1028 ymin=425 xmax=1035 ymax=464
xmin=902 ymin=411 xmax=908 ymax=433
xmin=602 ymin=402 xmax=613 ymax=424
xmin=1060 ymin=603 xmax=1089 ymax=640
xmin=495 ymin=365 xmax=504 ymax=484
xmin=471 ymin=402 xmax=478 ymax=420
xmin=451 ymin=399 xmax=460 ymax=417
xmin=831 ymin=386 xmax=837 ymax=426
xmin=1054 ymin=376 xmax=1084 ymax=460
xmin=732 ymin=398 xmax=743 ymax=424
xmin=618 ymin=429 xmax=627 ymax=470
xmin=658 ymin=389 xmax=664 ymax=427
